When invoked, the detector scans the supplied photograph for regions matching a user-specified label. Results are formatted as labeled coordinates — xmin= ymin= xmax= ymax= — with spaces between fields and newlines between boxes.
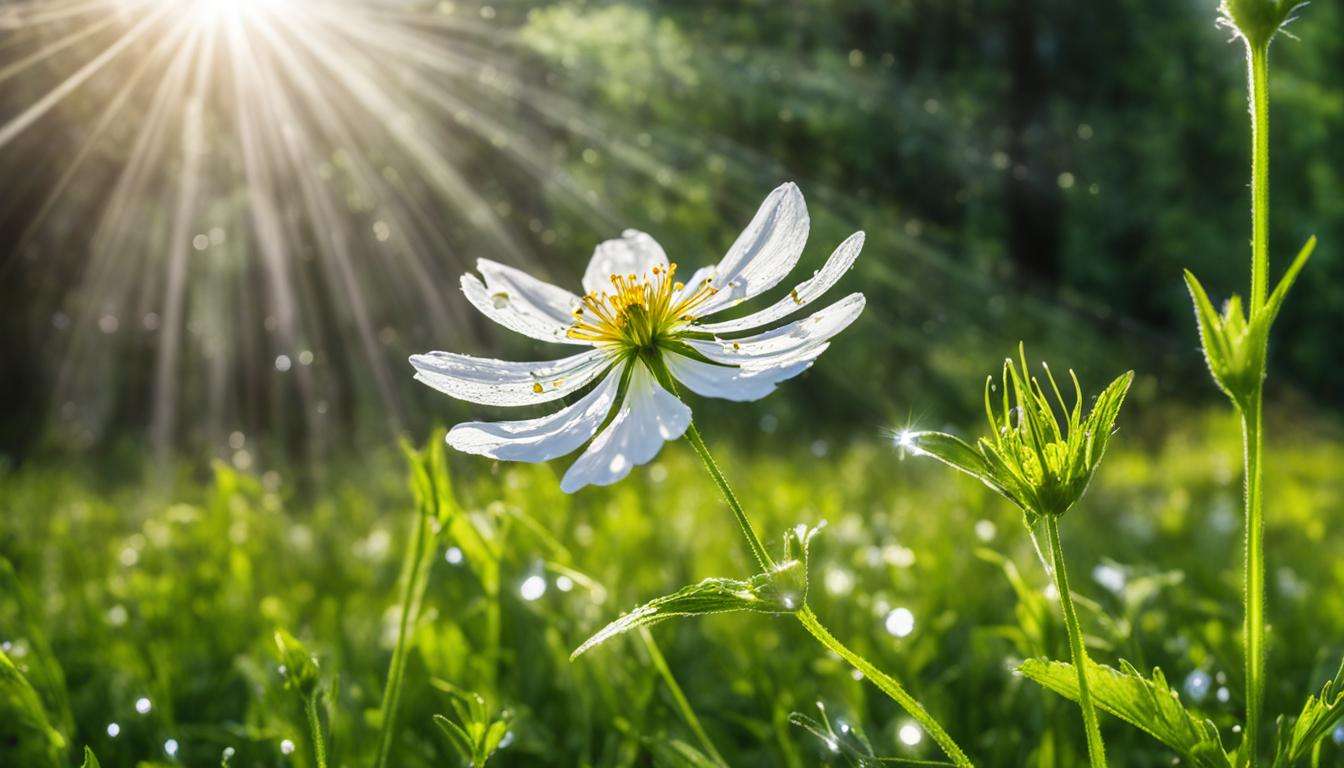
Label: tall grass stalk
xmin=681 ymin=418 xmax=974 ymax=767
xmin=1044 ymin=515 xmax=1106 ymax=768
xmin=374 ymin=476 xmax=439 ymax=768
xmin=638 ymin=626 xmax=728 ymax=767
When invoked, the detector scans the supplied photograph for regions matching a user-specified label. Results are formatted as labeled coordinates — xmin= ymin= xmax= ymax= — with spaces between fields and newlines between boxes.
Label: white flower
xmin=411 ymin=183 xmax=865 ymax=492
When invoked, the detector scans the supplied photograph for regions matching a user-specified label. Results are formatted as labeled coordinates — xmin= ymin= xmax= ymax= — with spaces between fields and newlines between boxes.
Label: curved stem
xmin=795 ymin=606 xmax=973 ymax=767
xmin=374 ymin=502 xmax=435 ymax=768
xmin=1248 ymin=42 xmax=1271 ymax=313
xmin=304 ymin=693 xmax=329 ymax=768
xmin=1045 ymin=515 xmax=1107 ymax=768
xmin=1241 ymin=396 xmax=1265 ymax=763
xmin=682 ymin=420 xmax=774 ymax=572
xmin=639 ymin=627 xmax=728 ymax=767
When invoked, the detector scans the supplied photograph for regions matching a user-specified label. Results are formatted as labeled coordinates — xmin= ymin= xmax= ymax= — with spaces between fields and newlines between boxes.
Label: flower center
xmin=567 ymin=263 xmax=717 ymax=350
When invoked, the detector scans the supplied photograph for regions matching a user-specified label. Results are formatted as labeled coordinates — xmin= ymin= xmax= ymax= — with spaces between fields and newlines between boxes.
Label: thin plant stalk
xmin=1242 ymin=38 xmax=1271 ymax=762
xmin=1044 ymin=515 xmax=1106 ymax=768
xmin=681 ymin=417 xmax=973 ymax=767
xmin=795 ymin=606 xmax=973 ymax=767
xmin=639 ymin=626 xmax=728 ymax=767
xmin=374 ymin=499 xmax=436 ymax=768
xmin=304 ymin=692 xmax=330 ymax=768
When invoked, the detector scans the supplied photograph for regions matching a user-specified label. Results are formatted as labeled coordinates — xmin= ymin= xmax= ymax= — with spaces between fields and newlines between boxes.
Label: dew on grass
xmin=164 ymin=738 xmax=179 ymax=757
xmin=1183 ymin=670 xmax=1211 ymax=702
xmin=884 ymin=607 xmax=915 ymax=638
xmin=520 ymin=574 xmax=547 ymax=601
xmin=555 ymin=575 xmax=574 ymax=592
xmin=444 ymin=546 xmax=463 ymax=565
xmin=106 ymin=722 xmax=120 ymax=737
xmin=898 ymin=722 xmax=923 ymax=746
xmin=281 ymin=739 xmax=296 ymax=755
xmin=1216 ymin=686 xmax=1231 ymax=703
xmin=1092 ymin=563 xmax=1126 ymax=593
xmin=974 ymin=519 xmax=997 ymax=542
xmin=136 ymin=696 xmax=152 ymax=714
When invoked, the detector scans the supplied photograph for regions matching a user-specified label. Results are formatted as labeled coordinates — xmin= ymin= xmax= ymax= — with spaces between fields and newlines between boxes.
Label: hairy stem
xmin=374 ymin=501 xmax=435 ymax=768
xmin=1248 ymin=42 xmax=1270 ymax=313
xmin=796 ymin=606 xmax=973 ymax=767
xmin=1045 ymin=515 xmax=1107 ymax=768
xmin=1241 ymin=395 xmax=1265 ymax=763
xmin=1242 ymin=38 xmax=1271 ymax=765
xmin=639 ymin=626 xmax=727 ymax=767
xmin=304 ymin=693 xmax=329 ymax=768
xmin=682 ymin=420 xmax=775 ymax=572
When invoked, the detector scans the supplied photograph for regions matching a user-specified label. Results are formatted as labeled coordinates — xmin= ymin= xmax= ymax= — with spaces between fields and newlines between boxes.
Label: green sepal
xmin=273 ymin=629 xmax=322 ymax=698
xmin=1019 ymin=657 xmax=1233 ymax=768
xmin=80 ymin=747 xmax=101 ymax=768
xmin=1184 ymin=236 xmax=1314 ymax=410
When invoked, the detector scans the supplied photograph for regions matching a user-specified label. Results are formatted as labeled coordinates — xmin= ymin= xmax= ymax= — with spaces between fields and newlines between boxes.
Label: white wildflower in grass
xmin=411 ymin=182 xmax=865 ymax=492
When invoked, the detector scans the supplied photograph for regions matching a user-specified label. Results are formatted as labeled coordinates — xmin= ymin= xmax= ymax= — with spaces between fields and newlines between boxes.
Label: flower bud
xmin=1219 ymin=0 xmax=1306 ymax=47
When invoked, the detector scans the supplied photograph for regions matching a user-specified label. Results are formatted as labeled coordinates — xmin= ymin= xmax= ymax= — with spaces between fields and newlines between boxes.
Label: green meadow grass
xmin=2 ymin=411 xmax=1342 ymax=767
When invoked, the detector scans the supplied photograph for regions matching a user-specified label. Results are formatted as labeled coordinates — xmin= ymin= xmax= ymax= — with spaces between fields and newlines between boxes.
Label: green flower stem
xmin=682 ymin=420 xmax=775 ymax=572
xmin=1241 ymin=395 xmax=1266 ymax=762
xmin=795 ymin=606 xmax=973 ymax=767
xmin=1044 ymin=515 xmax=1107 ymax=768
xmin=680 ymin=408 xmax=972 ymax=766
xmin=374 ymin=499 xmax=436 ymax=768
xmin=1242 ymin=39 xmax=1271 ymax=764
xmin=639 ymin=626 xmax=728 ymax=767
xmin=1248 ymin=42 xmax=1270 ymax=313
xmin=304 ymin=693 xmax=329 ymax=768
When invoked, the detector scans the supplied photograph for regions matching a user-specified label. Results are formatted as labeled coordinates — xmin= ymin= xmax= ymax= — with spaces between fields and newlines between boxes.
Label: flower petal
xmin=582 ymin=229 xmax=670 ymax=296
xmin=475 ymin=258 xmax=582 ymax=325
xmin=560 ymin=360 xmax=691 ymax=492
xmin=446 ymin=363 xmax=624 ymax=462
xmin=686 ymin=292 xmax=865 ymax=370
xmin=690 ymin=182 xmax=810 ymax=317
xmin=664 ymin=352 xmax=811 ymax=402
xmin=461 ymin=274 xmax=583 ymax=345
xmin=410 ymin=348 xmax=613 ymax=406
xmin=697 ymin=231 xmax=864 ymax=334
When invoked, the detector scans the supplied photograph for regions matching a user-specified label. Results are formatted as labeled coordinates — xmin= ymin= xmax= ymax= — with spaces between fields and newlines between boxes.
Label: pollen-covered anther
xmin=564 ymin=260 xmax=717 ymax=349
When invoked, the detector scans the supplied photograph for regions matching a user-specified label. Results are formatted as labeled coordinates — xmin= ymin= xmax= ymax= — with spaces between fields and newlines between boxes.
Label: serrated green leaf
xmin=1273 ymin=658 xmax=1344 ymax=766
xmin=572 ymin=565 xmax=801 ymax=659
xmin=1185 ymin=270 xmax=1232 ymax=379
xmin=1019 ymin=658 xmax=1232 ymax=768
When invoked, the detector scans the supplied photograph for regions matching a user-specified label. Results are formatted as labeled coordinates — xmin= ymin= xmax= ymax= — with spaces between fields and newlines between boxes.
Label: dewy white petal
xmin=698 ymin=231 xmax=864 ymax=334
xmin=446 ymin=363 xmax=624 ymax=462
xmin=560 ymin=360 xmax=690 ymax=493
xmin=409 ymin=348 xmax=613 ymax=406
xmin=476 ymin=258 xmax=581 ymax=326
xmin=582 ymin=229 xmax=670 ymax=295
xmin=687 ymin=292 xmax=865 ymax=370
xmin=664 ymin=352 xmax=811 ymax=402
xmin=693 ymin=182 xmax=810 ymax=317
xmin=461 ymin=274 xmax=585 ymax=345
